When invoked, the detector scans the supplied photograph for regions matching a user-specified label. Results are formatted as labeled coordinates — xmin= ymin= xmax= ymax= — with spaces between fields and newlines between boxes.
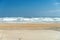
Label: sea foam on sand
xmin=0 ymin=30 xmax=60 ymax=40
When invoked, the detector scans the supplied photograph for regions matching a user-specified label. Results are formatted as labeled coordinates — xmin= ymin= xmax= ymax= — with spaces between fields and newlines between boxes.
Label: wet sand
xmin=0 ymin=23 xmax=59 ymax=29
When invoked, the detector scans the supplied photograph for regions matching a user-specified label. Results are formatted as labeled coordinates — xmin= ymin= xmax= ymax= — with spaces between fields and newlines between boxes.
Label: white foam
xmin=0 ymin=17 xmax=60 ymax=23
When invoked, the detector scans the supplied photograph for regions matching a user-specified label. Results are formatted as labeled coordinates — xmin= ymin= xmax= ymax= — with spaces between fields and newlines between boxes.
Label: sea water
xmin=0 ymin=17 xmax=60 ymax=23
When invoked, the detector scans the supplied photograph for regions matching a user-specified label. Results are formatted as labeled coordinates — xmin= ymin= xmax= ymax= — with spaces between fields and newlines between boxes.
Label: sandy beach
xmin=0 ymin=23 xmax=59 ymax=40
xmin=0 ymin=23 xmax=59 ymax=29
xmin=0 ymin=30 xmax=59 ymax=40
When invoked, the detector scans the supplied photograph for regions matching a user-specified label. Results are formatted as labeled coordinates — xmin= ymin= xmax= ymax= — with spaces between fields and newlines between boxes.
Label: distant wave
xmin=0 ymin=17 xmax=60 ymax=23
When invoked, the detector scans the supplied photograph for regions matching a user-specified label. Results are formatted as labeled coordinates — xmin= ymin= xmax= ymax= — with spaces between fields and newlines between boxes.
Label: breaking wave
xmin=0 ymin=17 xmax=60 ymax=23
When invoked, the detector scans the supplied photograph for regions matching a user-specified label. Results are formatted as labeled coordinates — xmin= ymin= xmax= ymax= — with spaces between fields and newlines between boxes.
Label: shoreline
xmin=0 ymin=23 xmax=59 ymax=29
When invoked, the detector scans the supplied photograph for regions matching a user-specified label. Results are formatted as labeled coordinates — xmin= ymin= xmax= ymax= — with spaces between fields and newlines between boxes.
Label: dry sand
xmin=0 ymin=30 xmax=59 ymax=40
xmin=0 ymin=23 xmax=59 ymax=40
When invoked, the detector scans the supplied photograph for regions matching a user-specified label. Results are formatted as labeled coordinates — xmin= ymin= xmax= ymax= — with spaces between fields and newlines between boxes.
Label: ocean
xmin=0 ymin=17 xmax=60 ymax=23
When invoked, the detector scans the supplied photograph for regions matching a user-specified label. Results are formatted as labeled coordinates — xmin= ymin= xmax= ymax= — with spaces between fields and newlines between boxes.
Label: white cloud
xmin=54 ymin=2 xmax=60 ymax=6
xmin=56 ymin=3 xmax=60 ymax=4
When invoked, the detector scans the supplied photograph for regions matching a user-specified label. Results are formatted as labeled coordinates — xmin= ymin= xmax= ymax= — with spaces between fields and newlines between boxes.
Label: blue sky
xmin=0 ymin=0 xmax=60 ymax=17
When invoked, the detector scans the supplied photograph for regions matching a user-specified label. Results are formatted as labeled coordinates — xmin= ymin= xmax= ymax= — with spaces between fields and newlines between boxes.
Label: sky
xmin=0 ymin=0 xmax=60 ymax=17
